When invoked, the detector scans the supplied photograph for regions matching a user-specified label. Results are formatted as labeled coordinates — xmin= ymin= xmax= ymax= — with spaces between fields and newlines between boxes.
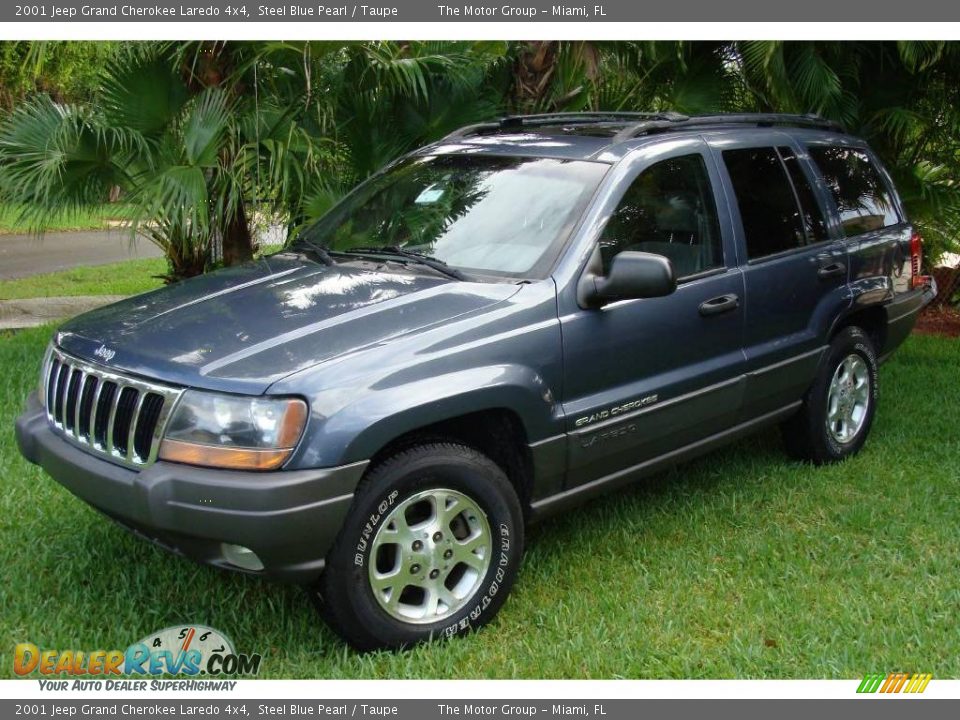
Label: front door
xmin=559 ymin=138 xmax=746 ymax=488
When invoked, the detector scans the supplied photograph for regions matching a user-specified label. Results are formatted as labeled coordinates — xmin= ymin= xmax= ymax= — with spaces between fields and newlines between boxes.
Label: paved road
xmin=0 ymin=295 xmax=128 ymax=330
xmin=0 ymin=230 xmax=164 ymax=280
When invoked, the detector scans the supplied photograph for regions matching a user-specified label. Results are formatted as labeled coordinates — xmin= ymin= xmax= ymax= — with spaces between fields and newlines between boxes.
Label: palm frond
xmin=99 ymin=47 xmax=189 ymax=137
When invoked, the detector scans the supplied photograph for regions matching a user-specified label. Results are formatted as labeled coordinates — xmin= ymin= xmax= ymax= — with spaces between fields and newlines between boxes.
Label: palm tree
xmin=0 ymin=43 xmax=328 ymax=279
xmin=306 ymin=41 xmax=507 ymax=194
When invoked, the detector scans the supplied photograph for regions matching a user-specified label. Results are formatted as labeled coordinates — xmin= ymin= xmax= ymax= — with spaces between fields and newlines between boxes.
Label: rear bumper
xmin=919 ymin=275 xmax=939 ymax=308
xmin=881 ymin=278 xmax=938 ymax=361
xmin=15 ymin=393 xmax=367 ymax=584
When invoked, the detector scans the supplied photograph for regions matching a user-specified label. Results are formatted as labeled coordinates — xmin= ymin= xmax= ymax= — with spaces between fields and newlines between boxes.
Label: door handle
xmin=699 ymin=293 xmax=740 ymax=317
xmin=817 ymin=262 xmax=846 ymax=279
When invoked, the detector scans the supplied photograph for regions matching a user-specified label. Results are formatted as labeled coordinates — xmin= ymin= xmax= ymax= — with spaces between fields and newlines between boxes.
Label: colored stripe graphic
xmin=857 ymin=674 xmax=886 ymax=693
xmin=905 ymin=673 xmax=933 ymax=693
xmin=857 ymin=673 xmax=932 ymax=694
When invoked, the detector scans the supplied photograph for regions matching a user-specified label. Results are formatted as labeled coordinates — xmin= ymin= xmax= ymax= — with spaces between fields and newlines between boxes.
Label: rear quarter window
xmin=808 ymin=146 xmax=900 ymax=236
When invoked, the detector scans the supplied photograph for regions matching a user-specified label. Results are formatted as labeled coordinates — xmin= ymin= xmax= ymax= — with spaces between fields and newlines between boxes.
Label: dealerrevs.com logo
xmin=14 ymin=625 xmax=261 ymax=687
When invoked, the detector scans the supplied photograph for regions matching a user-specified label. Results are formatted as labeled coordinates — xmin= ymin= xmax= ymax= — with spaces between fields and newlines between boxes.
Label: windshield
xmin=296 ymin=154 xmax=608 ymax=278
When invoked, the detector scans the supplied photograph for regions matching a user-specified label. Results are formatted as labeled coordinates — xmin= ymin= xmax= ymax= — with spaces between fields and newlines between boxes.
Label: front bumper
xmin=16 ymin=393 xmax=367 ymax=584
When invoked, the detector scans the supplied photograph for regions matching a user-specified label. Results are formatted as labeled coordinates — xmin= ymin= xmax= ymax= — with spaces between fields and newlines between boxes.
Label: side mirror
xmin=580 ymin=251 xmax=677 ymax=308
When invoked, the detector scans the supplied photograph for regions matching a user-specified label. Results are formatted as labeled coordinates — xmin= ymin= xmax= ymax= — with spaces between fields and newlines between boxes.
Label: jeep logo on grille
xmin=93 ymin=345 xmax=116 ymax=362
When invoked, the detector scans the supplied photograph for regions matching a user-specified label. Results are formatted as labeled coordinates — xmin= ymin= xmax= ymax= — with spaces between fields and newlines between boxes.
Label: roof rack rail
xmin=611 ymin=112 xmax=844 ymax=142
xmin=443 ymin=111 xmax=688 ymax=141
xmin=441 ymin=112 xmax=845 ymax=143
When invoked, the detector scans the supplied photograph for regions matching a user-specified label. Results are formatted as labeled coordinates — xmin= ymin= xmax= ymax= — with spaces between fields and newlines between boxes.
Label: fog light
xmin=221 ymin=543 xmax=264 ymax=571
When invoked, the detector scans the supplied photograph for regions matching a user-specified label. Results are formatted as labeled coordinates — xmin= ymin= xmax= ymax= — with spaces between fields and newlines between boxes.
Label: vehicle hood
xmin=57 ymin=253 xmax=521 ymax=394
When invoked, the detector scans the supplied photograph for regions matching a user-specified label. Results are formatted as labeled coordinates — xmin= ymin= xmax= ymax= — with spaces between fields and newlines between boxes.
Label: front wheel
xmin=315 ymin=443 xmax=524 ymax=651
xmin=782 ymin=325 xmax=879 ymax=464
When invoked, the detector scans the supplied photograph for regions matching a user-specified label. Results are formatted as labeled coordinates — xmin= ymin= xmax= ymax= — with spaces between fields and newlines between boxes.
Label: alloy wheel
xmin=825 ymin=353 xmax=871 ymax=444
xmin=368 ymin=488 xmax=491 ymax=624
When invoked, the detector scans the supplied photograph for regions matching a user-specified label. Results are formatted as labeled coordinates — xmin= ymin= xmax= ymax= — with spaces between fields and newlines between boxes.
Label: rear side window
xmin=598 ymin=154 xmax=723 ymax=279
xmin=722 ymin=147 xmax=807 ymax=259
xmin=808 ymin=146 xmax=900 ymax=236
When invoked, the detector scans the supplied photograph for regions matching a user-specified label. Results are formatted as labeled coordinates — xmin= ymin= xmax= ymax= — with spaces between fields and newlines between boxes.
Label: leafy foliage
xmin=1 ymin=40 xmax=959 ymax=277
xmin=735 ymin=41 xmax=960 ymax=264
xmin=0 ymin=42 xmax=119 ymax=110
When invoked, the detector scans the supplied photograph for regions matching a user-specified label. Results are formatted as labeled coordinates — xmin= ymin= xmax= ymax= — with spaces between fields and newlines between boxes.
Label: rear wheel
xmin=782 ymin=326 xmax=879 ymax=464
xmin=315 ymin=443 xmax=524 ymax=651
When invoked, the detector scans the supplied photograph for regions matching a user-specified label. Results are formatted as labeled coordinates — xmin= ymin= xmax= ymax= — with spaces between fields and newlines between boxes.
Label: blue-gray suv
xmin=16 ymin=112 xmax=937 ymax=650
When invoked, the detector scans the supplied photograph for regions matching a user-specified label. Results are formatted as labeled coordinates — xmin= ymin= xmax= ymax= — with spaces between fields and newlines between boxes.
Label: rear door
xmin=804 ymin=143 xmax=912 ymax=353
xmin=708 ymin=133 xmax=850 ymax=419
xmin=558 ymin=137 xmax=746 ymax=488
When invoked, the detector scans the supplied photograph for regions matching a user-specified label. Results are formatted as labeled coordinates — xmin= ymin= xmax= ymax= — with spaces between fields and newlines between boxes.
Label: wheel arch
xmin=829 ymin=304 xmax=887 ymax=354
xmin=364 ymin=407 xmax=536 ymax=512
xmin=294 ymin=364 xmax=561 ymax=510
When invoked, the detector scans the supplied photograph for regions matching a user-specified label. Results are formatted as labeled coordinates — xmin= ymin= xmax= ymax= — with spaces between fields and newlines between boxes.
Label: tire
xmin=782 ymin=325 xmax=879 ymax=464
xmin=314 ymin=442 xmax=524 ymax=651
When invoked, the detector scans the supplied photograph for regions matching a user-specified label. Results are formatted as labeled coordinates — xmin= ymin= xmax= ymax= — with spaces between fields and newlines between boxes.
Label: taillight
xmin=910 ymin=231 xmax=923 ymax=287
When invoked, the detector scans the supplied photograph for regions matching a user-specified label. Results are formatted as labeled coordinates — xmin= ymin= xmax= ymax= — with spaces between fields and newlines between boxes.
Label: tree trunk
xmin=510 ymin=42 xmax=600 ymax=114
xmin=184 ymin=43 xmax=255 ymax=268
xmin=511 ymin=41 xmax=558 ymax=113
xmin=221 ymin=198 xmax=254 ymax=266
xmin=162 ymin=227 xmax=207 ymax=281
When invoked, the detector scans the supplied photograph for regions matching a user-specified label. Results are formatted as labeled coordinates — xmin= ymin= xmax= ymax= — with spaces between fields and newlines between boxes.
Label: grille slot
xmin=53 ymin=363 xmax=70 ymax=423
xmin=64 ymin=369 xmax=82 ymax=431
xmin=46 ymin=359 xmax=61 ymax=410
xmin=112 ymin=387 xmax=139 ymax=455
xmin=77 ymin=375 xmax=99 ymax=439
xmin=135 ymin=393 xmax=166 ymax=460
xmin=43 ymin=348 xmax=182 ymax=468
xmin=94 ymin=381 xmax=118 ymax=448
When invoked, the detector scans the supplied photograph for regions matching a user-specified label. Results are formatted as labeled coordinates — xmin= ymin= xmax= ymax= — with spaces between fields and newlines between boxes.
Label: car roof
xmin=419 ymin=113 xmax=865 ymax=164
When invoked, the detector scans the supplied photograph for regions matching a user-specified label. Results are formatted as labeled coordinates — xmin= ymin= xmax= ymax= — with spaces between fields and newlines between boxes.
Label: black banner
xmin=4 ymin=0 xmax=960 ymax=23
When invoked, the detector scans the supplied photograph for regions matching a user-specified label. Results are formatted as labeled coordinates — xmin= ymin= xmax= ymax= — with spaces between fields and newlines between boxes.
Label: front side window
xmin=597 ymin=154 xmax=723 ymax=279
xmin=723 ymin=147 xmax=807 ymax=259
xmin=296 ymin=155 xmax=608 ymax=278
xmin=808 ymin=146 xmax=900 ymax=236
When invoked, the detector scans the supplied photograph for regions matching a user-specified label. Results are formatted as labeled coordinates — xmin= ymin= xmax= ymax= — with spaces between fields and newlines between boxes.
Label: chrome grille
xmin=42 ymin=347 xmax=183 ymax=468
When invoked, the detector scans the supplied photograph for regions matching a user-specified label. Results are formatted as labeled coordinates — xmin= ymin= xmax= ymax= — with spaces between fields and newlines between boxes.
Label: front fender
xmin=289 ymin=364 xmax=559 ymax=468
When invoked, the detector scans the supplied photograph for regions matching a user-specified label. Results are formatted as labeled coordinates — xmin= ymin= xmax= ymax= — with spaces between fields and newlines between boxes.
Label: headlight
xmin=158 ymin=391 xmax=308 ymax=471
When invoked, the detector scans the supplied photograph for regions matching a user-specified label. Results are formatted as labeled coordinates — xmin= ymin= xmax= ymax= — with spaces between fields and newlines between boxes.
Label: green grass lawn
xmin=0 ymin=258 xmax=168 ymax=300
xmin=0 ymin=329 xmax=957 ymax=679
xmin=0 ymin=250 xmax=290 ymax=301
xmin=0 ymin=204 xmax=132 ymax=235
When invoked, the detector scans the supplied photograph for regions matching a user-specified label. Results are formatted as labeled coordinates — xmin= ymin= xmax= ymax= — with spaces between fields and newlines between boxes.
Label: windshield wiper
xmin=342 ymin=246 xmax=466 ymax=281
xmin=289 ymin=238 xmax=335 ymax=266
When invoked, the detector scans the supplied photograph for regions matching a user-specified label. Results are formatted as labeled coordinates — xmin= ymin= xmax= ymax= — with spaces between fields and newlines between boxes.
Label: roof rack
xmin=441 ymin=112 xmax=844 ymax=143
xmin=612 ymin=113 xmax=844 ymax=142
xmin=442 ymin=111 xmax=689 ymax=140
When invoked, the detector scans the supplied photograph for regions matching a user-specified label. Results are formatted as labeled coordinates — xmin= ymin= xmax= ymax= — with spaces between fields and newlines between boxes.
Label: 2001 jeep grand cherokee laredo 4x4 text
xmin=17 ymin=112 xmax=937 ymax=650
